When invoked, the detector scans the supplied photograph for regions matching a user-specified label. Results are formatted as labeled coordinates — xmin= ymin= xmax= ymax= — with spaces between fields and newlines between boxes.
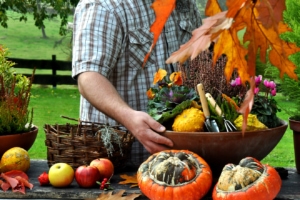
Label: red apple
xmin=75 ymin=165 xmax=100 ymax=188
xmin=48 ymin=163 xmax=74 ymax=187
xmin=90 ymin=158 xmax=114 ymax=180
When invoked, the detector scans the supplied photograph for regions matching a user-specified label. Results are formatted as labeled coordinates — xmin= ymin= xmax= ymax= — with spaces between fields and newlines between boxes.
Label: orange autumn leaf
xmin=94 ymin=190 xmax=141 ymax=200
xmin=169 ymin=71 xmax=183 ymax=86
xmin=205 ymin=0 xmax=222 ymax=17
xmin=166 ymin=0 xmax=299 ymax=85
xmin=166 ymin=11 xmax=230 ymax=64
xmin=153 ymin=68 xmax=167 ymax=84
xmin=119 ymin=174 xmax=138 ymax=188
xmin=142 ymin=0 xmax=176 ymax=67
xmin=213 ymin=29 xmax=249 ymax=83
xmin=256 ymin=0 xmax=286 ymax=28
xmin=226 ymin=0 xmax=248 ymax=18
xmin=237 ymin=78 xmax=255 ymax=135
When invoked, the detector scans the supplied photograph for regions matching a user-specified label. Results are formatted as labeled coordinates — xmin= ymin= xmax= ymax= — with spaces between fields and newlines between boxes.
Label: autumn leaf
xmin=166 ymin=11 xmax=232 ymax=64
xmin=94 ymin=190 xmax=141 ymax=200
xmin=237 ymin=78 xmax=255 ymax=134
xmin=119 ymin=174 xmax=138 ymax=188
xmin=205 ymin=0 xmax=223 ymax=16
xmin=166 ymin=0 xmax=300 ymax=84
xmin=226 ymin=0 xmax=248 ymax=18
xmin=142 ymin=0 xmax=176 ymax=67
xmin=213 ymin=29 xmax=249 ymax=83
xmin=256 ymin=0 xmax=286 ymax=28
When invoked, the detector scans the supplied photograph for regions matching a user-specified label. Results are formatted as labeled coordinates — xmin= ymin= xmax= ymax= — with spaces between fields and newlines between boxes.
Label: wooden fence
xmin=9 ymin=55 xmax=76 ymax=87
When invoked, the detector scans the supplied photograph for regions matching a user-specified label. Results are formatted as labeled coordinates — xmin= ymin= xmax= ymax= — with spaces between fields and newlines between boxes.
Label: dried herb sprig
xmin=98 ymin=126 xmax=124 ymax=157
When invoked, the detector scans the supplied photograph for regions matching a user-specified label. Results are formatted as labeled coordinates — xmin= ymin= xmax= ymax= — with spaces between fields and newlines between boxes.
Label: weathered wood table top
xmin=0 ymin=160 xmax=299 ymax=199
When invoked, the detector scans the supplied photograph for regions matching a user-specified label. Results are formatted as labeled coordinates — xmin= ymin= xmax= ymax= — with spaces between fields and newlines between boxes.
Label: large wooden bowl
xmin=161 ymin=119 xmax=288 ymax=176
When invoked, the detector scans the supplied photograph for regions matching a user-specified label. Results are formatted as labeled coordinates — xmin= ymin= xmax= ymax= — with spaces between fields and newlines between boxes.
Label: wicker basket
xmin=44 ymin=120 xmax=135 ymax=171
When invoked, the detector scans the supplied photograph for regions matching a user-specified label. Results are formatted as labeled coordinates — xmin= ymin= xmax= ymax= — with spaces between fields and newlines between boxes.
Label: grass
xmin=261 ymin=95 xmax=295 ymax=167
xmin=0 ymin=10 xmax=72 ymax=61
xmin=27 ymin=85 xmax=80 ymax=159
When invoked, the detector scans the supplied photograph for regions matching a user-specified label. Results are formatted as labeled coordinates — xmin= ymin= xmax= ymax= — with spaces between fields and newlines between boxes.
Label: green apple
xmin=48 ymin=163 xmax=74 ymax=187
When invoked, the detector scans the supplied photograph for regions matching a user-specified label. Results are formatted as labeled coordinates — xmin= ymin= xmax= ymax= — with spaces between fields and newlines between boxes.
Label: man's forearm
xmin=77 ymin=71 xmax=134 ymax=125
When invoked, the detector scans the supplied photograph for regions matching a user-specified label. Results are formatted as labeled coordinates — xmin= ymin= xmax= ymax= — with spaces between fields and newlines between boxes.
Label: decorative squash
xmin=137 ymin=150 xmax=213 ymax=200
xmin=234 ymin=114 xmax=268 ymax=131
xmin=212 ymin=157 xmax=282 ymax=200
xmin=172 ymin=107 xmax=205 ymax=132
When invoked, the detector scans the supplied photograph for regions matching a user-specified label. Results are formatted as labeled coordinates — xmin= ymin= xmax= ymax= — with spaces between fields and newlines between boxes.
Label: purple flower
xmin=255 ymin=75 xmax=262 ymax=86
xmin=235 ymin=77 xmax=241 ymax=86
xmin=269 ymin=81 xmax=276 ymax=89
xmin=264 ymin=79 xmax=270 ymax=88
xmin=254 ymin=87 xmax=260 ymax=95
xmin=271 ymin=88 xmax=277 ymax=96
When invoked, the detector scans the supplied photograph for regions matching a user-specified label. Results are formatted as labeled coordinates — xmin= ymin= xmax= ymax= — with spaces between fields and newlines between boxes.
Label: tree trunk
xmin=36 ymin=0 xmax=48 ymax=38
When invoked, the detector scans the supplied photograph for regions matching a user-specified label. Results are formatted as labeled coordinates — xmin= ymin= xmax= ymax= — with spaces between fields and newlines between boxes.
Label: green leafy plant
xmin=230 ymin=75 xmax=281 ymax=128
xmin=146 ymin=69 xmax=199 ymax=125
xmin=0 ymin=45 xmax=34 ymax=135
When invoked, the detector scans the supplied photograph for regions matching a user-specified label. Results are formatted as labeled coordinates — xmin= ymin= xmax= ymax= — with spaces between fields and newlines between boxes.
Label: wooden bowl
xmin=161 ymin=119 xmax=288 ymax=176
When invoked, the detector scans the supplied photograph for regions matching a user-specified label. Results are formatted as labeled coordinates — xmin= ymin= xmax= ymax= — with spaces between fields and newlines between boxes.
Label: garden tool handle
xmin=197 ymin=84 xmax=210 ymax=117
xmin=205 ymin=93 xmax=222 ymax=116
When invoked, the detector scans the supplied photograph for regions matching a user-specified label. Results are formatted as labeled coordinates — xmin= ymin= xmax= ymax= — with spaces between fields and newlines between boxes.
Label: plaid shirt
xmin=72 ymin=0 xmax=202 ymax=166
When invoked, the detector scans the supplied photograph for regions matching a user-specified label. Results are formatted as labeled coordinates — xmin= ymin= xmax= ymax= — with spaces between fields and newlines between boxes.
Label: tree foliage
xmin=0 ymin=0 xmax=79 ymax=35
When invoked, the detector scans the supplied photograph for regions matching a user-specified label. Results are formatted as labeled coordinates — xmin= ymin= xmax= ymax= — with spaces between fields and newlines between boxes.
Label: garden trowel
xmin=197 ymin=83 xmax=219 ymax=132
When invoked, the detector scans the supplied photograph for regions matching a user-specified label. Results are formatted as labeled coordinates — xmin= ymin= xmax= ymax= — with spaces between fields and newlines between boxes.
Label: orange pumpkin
xmin=212 ymin=157 xmax=282 ymax=200
xmin=137 ymin=150 xmax=213 ymax=200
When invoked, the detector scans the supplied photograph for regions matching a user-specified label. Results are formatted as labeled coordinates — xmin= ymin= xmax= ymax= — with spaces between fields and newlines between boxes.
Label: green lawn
xmin=0 ymin=11 xmax=72 ymax=61
xmin=27 ymin=85 xmax=80 ymax=159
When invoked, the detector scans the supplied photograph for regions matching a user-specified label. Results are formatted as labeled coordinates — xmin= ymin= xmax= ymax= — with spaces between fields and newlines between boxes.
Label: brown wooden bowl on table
xmin=161 ymin=119 xmax=288 ymax=176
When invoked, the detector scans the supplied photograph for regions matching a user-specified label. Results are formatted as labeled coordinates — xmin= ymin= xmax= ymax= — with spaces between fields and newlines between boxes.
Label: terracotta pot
xmin=161 ymin=119 xmax=287 ymax=176
xmin=0 ymin=126 xmax=38 ymax=158
xmin=289 ymin=118 xmax=300 ymax=174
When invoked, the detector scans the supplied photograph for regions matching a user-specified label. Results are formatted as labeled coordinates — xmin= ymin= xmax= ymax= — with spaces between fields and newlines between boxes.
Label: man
xmin=72 ymin=0 xmax=202 ymax=166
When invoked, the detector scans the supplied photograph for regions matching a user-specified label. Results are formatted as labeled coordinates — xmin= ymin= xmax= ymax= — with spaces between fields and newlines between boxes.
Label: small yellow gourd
xmin=172 ymin=107 xmax=205 ymax=132
xmin=234 ymin=114 xmax=268 ymax=131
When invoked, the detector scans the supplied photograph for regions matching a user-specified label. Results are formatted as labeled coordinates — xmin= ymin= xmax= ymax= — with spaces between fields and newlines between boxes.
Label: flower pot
xmin=289 ymin=118 xmax=300 ymax=174
xmin=161 ymin=119 xmax=288 ymax=176
xmin=0 ymin=126 xmax=38 ymax=158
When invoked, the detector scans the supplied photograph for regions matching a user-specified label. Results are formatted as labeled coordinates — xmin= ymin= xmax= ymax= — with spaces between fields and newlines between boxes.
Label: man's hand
xmin=78 ymin=72 xmax=173 ymax=154
xmin=123 ymin=110 xmax=173 ymax=154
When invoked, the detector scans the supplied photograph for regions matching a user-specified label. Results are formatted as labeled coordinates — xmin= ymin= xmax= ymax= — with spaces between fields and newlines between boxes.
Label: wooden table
xmin=0 ymin=160 xmax=299 ymax=199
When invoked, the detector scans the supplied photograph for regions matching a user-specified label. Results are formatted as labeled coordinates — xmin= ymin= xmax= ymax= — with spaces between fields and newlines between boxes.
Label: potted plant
xmin=0 ymin=45 xmax=37 ymax=157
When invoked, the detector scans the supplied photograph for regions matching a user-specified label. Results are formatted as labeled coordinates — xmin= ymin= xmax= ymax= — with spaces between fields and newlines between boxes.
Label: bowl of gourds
xmin=161 ymin=118 xmax=288 ymax=175
xmin=147 ymin=70 xmax=288 ymax=175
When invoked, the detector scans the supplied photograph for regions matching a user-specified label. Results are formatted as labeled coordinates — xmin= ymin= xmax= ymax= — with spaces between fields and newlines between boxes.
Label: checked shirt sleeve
xmin=72 ymin=2 xmax=123 ymax=79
